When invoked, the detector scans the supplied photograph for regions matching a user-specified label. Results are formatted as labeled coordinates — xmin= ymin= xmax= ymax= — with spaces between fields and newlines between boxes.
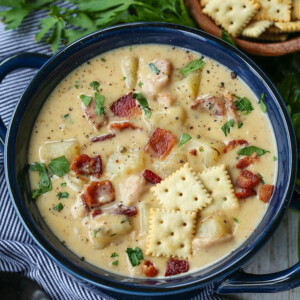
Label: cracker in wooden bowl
xmin=274 ymin=20 xmax=300 ymax=31
xmin=292 ymin=0 xmax=300 ymax=20
xmin=242 ymin=20 xmax=273 ymax=37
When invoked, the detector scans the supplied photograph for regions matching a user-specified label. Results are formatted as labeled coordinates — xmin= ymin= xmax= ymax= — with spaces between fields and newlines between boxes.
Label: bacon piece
xmin=189 ymin=149 xmax=197 ymax=156
xmin=81 ymin=100 xmax=108 ymax=131
xmin=165 ymin=259 xmax=189 ymax=277
xmin=142 ymin=260 xmax=159 ymax=277
xmin=236 ymin=154 xmax=257 ymax=169
xmin=222 ymin=91 xmax=238 ymax=123
xmin=70 ymin=154 xmax=102 ymax=178
xmin=223 ymin=139 xmax=249 ymax=153
xmin=191 ymin=96 xmax=225 ymax=116
xmin=235 ymin=188 xmax=257 ymax=199
xmin=145 ymin=128 xmax=176 ymax=159
xmin=81 ymin=180 xmax=115 ymax=209
xmin=92 ymin=209 xmax=102 ymax=218
xmin=115 ymin=205 xmax=138 ymax=217
xmin=108 ymin=122 xmax=140 ymax=131
xmin=259 ymin=185 xmax=274 ymax=203
xmin=142 ymin=169 xmax=162 ymax=184
xmin=236 ymin=169 xmax=260 ymax=189
xmin=110 ymin=92 xmax=140 ymax=118
xmin=91 ymin=133 xmax=115 ymax=143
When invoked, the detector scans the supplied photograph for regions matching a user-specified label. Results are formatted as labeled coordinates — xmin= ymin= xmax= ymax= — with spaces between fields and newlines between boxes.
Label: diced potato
xmin=156 ymin=93 xmax=176 ymax=107
xmin=121 ymin=56 xmax=138 ymax=89
xmin=89 ymin=214 xmax=132 ymax=249
xmin=64 ymin=172 xmax=87 ymax=192
xmin=138 ymin=200 xmax=157 ymax=234
xmin=71 ymin=196 xmax=86 ymax=219
xmin=193 ymin=214 xmax=232 ymax=248
xmin=143 ymin=106 xmax=186 ymax=138
xmin=40 ymin=139 xmax=79 ymax=162
xmin=106 ymin=148 xmax=144 ymax=179
xmin=175 ymin=70 xmax=201 ymax=100
xmin=153 ymin=151 xmax=187 ymax=178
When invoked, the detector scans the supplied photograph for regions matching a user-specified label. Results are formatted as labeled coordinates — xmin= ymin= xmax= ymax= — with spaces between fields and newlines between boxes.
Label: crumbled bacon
xmin=91 ymin=133 xmax=115 ymax=143
xmin=115 ymin=205 xmax=138 ymax=217
xmin=92 ymin=209 xmax=102 ymax=218
xmin=191 ymin=96 xmax=225 ymax=116
xmin=142 ymin=169 xmax=162 ymax=184
xmin=236 ymin=154 xmax=257 ymax=169
xmin=236 ymin=170 xmax=260 ymax=189
xmin=165 ymin=259 xmax=189 ymax=277
xmin=144 ymin=128 xmax=176 ymax=159
xmin=110 ymin=92 xmax=140 ymax=118
xmin=235 ymin=188 xmax=257 ymax=199
xmin=223 ymin=139 xmax=249 ymax=153
xmin=70 ymin=154 xmax=102 ymax=177
xmin=259 ymin=185 xmax=274 ymax=203
xmin=142 ymin=260 xmax=158 ymax=277
xmin=81 ymin=180 xmax=115 ymax=208
xmin=189 ymin=149 xmax=197 ymax=156
xmin=222 ymin=91 xmax=238 ymax=123
xmin=108 ymin=122 xmax=140 ymax=131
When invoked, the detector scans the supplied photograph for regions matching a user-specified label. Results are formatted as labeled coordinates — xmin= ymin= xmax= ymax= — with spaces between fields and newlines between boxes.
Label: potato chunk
xmin=64 ymin=172 xmax=88 ymax=192
xmin=106 ymin=148 xmax=144 ymax=179
xmin=40 ymin=139 xmax=79 ymax=162
xmin=121 ymin=56 xmax=138 ymax=89
xmin=175 ymin=70 xmax=201 ymax=100
xmin=71 ymin=195 xmax=86 ymax=219
xmin=192 ymin=214 xmax=232 ymax=249
xmin=90 ymin=214 xmax=132 ymax=249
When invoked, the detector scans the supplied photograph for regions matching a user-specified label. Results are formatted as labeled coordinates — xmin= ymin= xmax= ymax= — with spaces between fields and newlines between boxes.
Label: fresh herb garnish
xmin=199 ymin=148 xmax=204 ymax=152
xmin=180 ymin=59 xmax=205 ymax=77
xmin=221 ymin=30 xmax=237 ymax=48
xmin=258 ymin=92 xmax=267 ymax=113
xmin=237 ymin=122 xmax=243 ymax=129
xmin=75 ymin=81 xmax=80 ymax=89
xmin=54 ymin=203 xmax=64 ymax=212
xmin=237 ymin=146 xmax=270 ymax=157
xmin=233 ymin=94 xmax=254 ymax=115
xmin=93 ymin=228 xmax=101 ymax=238
xmin=178 ymin=133 xmax=192 ymax=147
xmin=48 ymin=156 xmax=70 ymax=177
xmin=56 ymin=192 xmax=69 ymax=200
xmin=148 ymin=62 xmax=160 ymax=75
xmin=30 ymin=162 xmax=52 ymax=199
xmin=273 ymin=156 xmax=278 ymax=161
xmin=64 ymin=114 xmax=69 ymax=119
xmin=80 ymin=94 xmax=92 ymax=107
xmin=123 ymin=76 xmax=126 ymax=80
xmin=111 ymin=252 xmax=118 ymax=257
xmin=132 ymin=93 xmax=151 ymax=118
xmin=221 ymin=119 xmax=235 ymax=136
xmin=95 ymin=93 xmax=106 ymax=116
xmin=61 ymin=182 xmax=66 ymax=187
xmin=138 ymin=81 xmax=143 ymax=87
xmin=101 ymin=58 xmax=106 ymax=62
xmin=258 ymin=173 xmax=265 ymax=184
xmin=90 ymin=81 xmax=100 ymax=92
xmin=233 ymin=218 xmax=239 ymax=223
xmin=126 ymin=247 xmax=143 ymax=267
xmin=112 ymin=260 xmax=118 ymax=266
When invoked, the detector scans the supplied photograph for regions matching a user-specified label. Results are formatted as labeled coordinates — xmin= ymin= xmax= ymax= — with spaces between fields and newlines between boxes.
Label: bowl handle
xmin=0 ymin=52 xmax=50 ymax=152
xmin=217 ymin=187 xmax=300 ymax=294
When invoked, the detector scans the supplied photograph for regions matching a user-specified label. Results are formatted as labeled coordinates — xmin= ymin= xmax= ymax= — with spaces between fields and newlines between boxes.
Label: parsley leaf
xmin=258 ymin=92 xmax=267 ymax=113
xmin=95 ymin=93 xmax=106 ymax=116
xmin=112 ymin=260 xmax=118 ymax=266
xmin=111 ymin=252 xmax=118 ymax=257
xmin=132 ymin=93 xmax=151 ymax=118
xmin=90 ymin=81 xmax=100 ymax=92
xmin=93 ymin=228 xmax=101 ymax=238
xmin=180 ymin=59 xmax=205 ymax=77
xmin=233 ymin=217 xmax=239 ymax=223
xmin=237 ymin=146 xmax=270 ymax=157
xmin=221 ymin=30 xmax=237 ymax=48
xmin=221 ymin=119 xmax=235 ymax=136
xmin=54 ymin=202 xmax=64 ymax=212
xmin=233 ymin=94 xmax=254 ymax=115
xmin=148 ymin=62 xmax=160 ymax=75
xmin=273 ymin=156 xmax=278 ymax=161
xmin=258 ymin=173 xmax=265 ymax=184
xmin=61 ymin=182 xmax=67 ymax=187
xmin=56 ymin=192 xmax=69 ymax=200
xmin=48 ymin=156 xmax=70 ymax=177
xmin=126 ymin=247 xmax=143 ymax=267
xmin=80 ymin=94 xmax=92 ymax=107
xmin=199 ymin=148 xmax=204 ymax=152
xmin=138 ymin=81 xmax=143 ymax=87
xmin=75 ymin=81 xmax=80 ymax=89
xmin=237 ymin=122 xmax=243 ymax=129
xmin=178 ymin=133 xmax=192 ymax=147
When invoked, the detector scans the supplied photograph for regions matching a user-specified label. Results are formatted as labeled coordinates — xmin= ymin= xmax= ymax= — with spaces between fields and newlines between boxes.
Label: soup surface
xmin=29 ymin=44 xmax=276 ymax=278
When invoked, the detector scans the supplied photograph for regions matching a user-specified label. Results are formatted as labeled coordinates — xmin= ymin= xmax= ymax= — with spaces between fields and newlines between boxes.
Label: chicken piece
xmin=121 ymin=56 xmax=138 ymax=89
xmin=82 ymin=100 xmax=108 ymax=131
xmin=222 ymin=91 xmax=238 ymax=123
xmin=191 ymin=95 xmax=225 ymax=116
xmin=156 ymin=93 xmax=176 ymax=107
xmin=71 ymin=196 xmax=86 ymax=219
xmin=120 ymin=175 xmax=146 ymax=207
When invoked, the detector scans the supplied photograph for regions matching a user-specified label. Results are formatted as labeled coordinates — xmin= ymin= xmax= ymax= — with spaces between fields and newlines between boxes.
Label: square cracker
xmin=242 ymin=20 xmax=273 ymax=37
xmin=292 ymin=0 xmax=300 ymax=20
xmin=253 ymin=0 xmax=292 ymax=22
xmin=203 ymin=0 xmax=260 ymax=37
xmin=151 ymin=163 xmax=212 ymax=212
xmin=199 ymin=165 xmax=239 ymax=214
xmin=274 ymin=20 xmax=300 ymax=32
xmin=146 ymin=208 xmax=197 ymax=259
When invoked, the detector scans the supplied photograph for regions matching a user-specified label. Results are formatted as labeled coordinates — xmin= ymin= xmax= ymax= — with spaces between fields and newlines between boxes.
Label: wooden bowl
xmin=186 ymin=0 xmax=300 ymax=56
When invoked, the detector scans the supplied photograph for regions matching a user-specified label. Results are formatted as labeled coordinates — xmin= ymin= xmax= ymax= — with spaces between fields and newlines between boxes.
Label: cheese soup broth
xmin=29 ymin=45 xmax=276 ymax=277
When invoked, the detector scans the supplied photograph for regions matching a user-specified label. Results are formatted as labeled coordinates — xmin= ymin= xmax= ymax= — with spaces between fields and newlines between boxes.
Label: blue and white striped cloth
xmin=0 ymin=6 xmax=226 ymax=300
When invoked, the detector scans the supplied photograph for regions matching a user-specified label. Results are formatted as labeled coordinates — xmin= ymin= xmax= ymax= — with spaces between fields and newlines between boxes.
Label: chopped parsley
xmin=132 ymin=93 xmax=151 ymax=118
xmin=61 ymin=182 xmax=66 ymax=187
xmin=180 ymin=58 xmax=205 ymax=77
xmin=54 ymin=203 xmax=64 ymax=212
xmin=258 ymin=173 xmax=265 ymax=184
xmin=123 ymin=76 xmax=126 ymax=80
xmin=148 ymin=62 xmax=160 ymax=75
xmin=237 ymin=146 xmax=270 ymax=157
xmin=63 ymin=114 xmax=69 ymax=119
xmin=233 ymin=218 xmax=239 ymax=223
xmin=95 ymin=93 xmax=106 ymax=116
xmin=221 ymin=119 xmax=235 ymax=136
xmin=233 ymin=94 xmax=254 ymax=115
xmin=90 ymin=81 xmax=100 ymax=92
xmin=101 ymin=57 xmax=106 ymax=62
xmin=30 ymin=162 xmax=52 ymax=199
xmin=111 ymin=252 xmax=118 ymax=257
xmin=80 ymin=94 xmax=92 ymax=107
xmin=93 ymin=228 xmax=101 ymax=238
xmin=126 ymin=247 xmax=143 ymax=267
xmin=178 ymin=133 xmax=192 ymax=147
xmin=199 ymin=147 xmax=204 ymax=152
xmin=112 ymin=260 xmax=118 ymax=266
xmin=237 ymin=122 xmax=243 ymax=129
xmin=138 ymin=81 xmax=143 ymax=87
xmin=221 ymin=30 xmax=237 ymax=48
xmin=48 ymin=156 xmax=70 ymax=177
xmin=258 ymin=92 xmax=267 ymax=113
xmin=273 ymin=156 xmax=277 ymax=161
xmin=56 ymin=192 xmax=69 ymax=200
xmin=75 ymin=81 xmax=80 ymax=89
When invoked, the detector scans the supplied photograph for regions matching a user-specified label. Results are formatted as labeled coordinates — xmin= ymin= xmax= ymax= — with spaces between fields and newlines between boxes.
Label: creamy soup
xmin=29 ymin=44 xmax=276 ymax=278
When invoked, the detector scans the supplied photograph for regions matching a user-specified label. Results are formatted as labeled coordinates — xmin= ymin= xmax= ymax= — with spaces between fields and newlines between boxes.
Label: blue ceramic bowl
xmin=0 ymin=23 xmax=299 ymax=298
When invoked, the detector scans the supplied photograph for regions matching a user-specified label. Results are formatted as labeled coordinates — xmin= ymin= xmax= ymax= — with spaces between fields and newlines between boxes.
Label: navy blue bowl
xmin=0 ymin=23 xmax=299 ymax=297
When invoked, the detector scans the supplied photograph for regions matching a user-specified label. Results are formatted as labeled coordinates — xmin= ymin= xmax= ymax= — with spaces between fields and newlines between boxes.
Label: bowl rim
xmin=4 ymin=22 xmax=297 ymax=296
